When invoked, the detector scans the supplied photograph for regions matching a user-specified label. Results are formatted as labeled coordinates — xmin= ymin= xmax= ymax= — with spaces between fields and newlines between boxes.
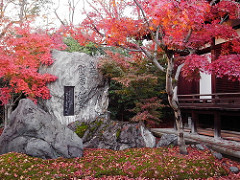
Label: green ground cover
xmin=0 ymin=147 xmax=229 ymax=179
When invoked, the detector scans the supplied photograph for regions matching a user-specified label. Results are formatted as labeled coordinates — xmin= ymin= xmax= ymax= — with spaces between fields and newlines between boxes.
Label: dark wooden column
xmin=191 ymin=111 xmax=198 ymax=134
xmin=214 ymin=111 xmax=221 ymax=138
xmin=211 ymin=38 xmax=216 ymax=94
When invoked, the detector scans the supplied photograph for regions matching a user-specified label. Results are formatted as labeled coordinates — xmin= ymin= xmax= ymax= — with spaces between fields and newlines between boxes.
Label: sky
xmin=39 ymin=0 xmax=89 ymax=28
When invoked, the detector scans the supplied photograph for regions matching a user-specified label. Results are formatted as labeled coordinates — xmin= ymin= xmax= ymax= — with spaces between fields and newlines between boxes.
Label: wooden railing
xmin=178 ymin=92 xmax=240 ymax=110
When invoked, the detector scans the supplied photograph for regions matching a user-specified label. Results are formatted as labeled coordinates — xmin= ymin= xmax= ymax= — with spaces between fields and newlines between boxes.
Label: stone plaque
xmin=64 ymin=86 xmax=74 ymax=116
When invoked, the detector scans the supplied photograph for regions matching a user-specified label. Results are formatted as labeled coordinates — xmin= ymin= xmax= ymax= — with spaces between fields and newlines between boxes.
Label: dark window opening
xmin=198 ymin=114 xmax=214 ymax=129
xmin=221 ymin=116 xmax=240 ymax=132
xmin=216 ymin=76 xmax=240 ymax=93
xmin=64 ymin=86 xmax=74 ymax=116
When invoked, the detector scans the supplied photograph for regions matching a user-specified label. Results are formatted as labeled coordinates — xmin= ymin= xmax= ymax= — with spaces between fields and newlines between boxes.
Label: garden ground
xmin=0 ymin=128 xmax=240 ymax=179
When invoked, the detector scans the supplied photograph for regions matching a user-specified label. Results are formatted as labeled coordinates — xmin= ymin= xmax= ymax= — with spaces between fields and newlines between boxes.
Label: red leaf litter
xmin=216 ymin=157 xmax=240 ymax=180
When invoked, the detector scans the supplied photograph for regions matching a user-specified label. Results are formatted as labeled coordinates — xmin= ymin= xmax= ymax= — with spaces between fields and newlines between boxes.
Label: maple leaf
xmin=67 ymin=0 xmax=240 ymax=155
xmin=0 ymin=23 xmax=64 ymax=105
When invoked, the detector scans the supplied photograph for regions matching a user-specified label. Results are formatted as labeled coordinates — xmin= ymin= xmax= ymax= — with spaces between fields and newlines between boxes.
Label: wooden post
xmin=214 ymin=111 xmax=221 ymax=139
xmin=174 ymin=120 xmax=177 ymax=131
xmin=191 ymin=111 xmax=198 ymax=134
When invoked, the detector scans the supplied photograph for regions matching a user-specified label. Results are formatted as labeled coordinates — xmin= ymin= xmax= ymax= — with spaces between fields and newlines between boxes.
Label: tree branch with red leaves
xmin=71 ymin=0 xmax=240 ymax=155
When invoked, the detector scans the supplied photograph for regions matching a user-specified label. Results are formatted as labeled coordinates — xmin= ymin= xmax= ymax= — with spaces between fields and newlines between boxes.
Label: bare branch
xmin=0 ymin=21 xmax=19 ymax=39
xmin=152 ymin=57 xmax=165 ymax=72
xmin=67 ymin=0 xmax=81 ymax=24
xmin=133 ymin=0 xmax=155 ymax=39
xmin=219 ymin=14 xmax=229 ymax=25
xmin=19 ymin=0 xmax=27 ymax=22
xmin=68 ymin=0 xmax=72 ymax=24
xmin=175 ymin=63 xmax=184 ymax=81
xmin=85 ymin=0 xmax=104 ymax=19
xmin=72 ymin=0 xmax=81 ymax=23
xmin=153 ymin=26 xmax=159 ymax=59
xmin=183 ymin=28 xmax=192 ymax=43
xmin=133 ymin=0 xmax=164 ymax=45
xmin=1 ymin=0 xmax=16 ymax=19
xmin=54 ymin=10 xmax=66 ymax=26
xmin=133 ymin=0 xmax=150 ymax=28
xmin=86 ymin=14 xmax=105 ymax=37
xmin=210 ymin=0 xmax=218 ymax=6
xmin=139 ymin=45 xmax=165 ymax=72
xmin=13 ymin=92 xmax=23 ymax=105
xmin=54 ymin=0 xmax=66 ymax=26
xmin=0 ymin=0 xmax=4 ymax=18
xmin=139 ymin=46 xmax=152 ymax=59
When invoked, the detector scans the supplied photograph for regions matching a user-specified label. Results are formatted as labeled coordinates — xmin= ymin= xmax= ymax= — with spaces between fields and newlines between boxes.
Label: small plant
xmin=130 ymin=97 xmax=166 ymax=127
xmin=74 ymin=119 xmax=104 ymax=140
xmin=116 ymin=128 xmax=121 ymax=140
xmin=89 ymin=119 xmax=103 ymax=133
xmin=99 ymin=52 xmax=172 ymax=125
xmin=64 ymin=37 xmax=103 ymax=56
xmin=75 ymin=122 xmax=89 ymax=138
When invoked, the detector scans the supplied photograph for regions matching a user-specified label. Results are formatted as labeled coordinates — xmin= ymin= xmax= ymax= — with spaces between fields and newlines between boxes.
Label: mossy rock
xmin=75 ymin=122 xmax=89 ymax=138
xmin=89 ymin=119 xmax=103 ymax=133
xmin=116 ymin=128 xmax=121 ymax=140
xmin=74 ymin=119 xmax=106 ymax=141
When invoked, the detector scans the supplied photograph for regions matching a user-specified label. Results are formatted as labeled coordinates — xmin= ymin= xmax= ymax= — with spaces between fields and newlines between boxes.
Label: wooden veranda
xmin=178 ymin=92 xmax=240 ymax=111
xmin=178 ymin=92 xmax=240 ymax=139
xmin=151 ymin=92 xmax=240 ymax=158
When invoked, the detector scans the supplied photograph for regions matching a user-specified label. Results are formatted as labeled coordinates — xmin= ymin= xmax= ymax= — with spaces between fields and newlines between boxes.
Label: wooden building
xmin=178 ymin=19 xmax=240 ymax=142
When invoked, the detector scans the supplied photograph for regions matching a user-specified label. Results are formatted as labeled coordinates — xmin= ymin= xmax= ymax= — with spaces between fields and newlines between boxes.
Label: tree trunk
xmin=165 ymin=52 xmax=188 ymax=155
xmin=3 ymin=99 xmax=13 ymax=127
xmin=4 ymin=104 xmax=8 ymax=127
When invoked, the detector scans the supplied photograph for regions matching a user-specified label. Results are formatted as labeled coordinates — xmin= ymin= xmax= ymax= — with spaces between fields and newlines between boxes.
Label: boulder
xmin=196 ymin=144 xmax=206 ymax=151
xmin=213 ymin=152 xmax=223 ymax=160
xmin=39 ymin=50 xmax=109 ymax=125
xmin=229 ymin=166 xmax=240 ymax=174
xmin=0 ymin=99 xmax=83 ymax=159
xmin=68 ymin=119 xmax=156 ymax=150
xmin=156 ymin=134 xmax=178 ymax=147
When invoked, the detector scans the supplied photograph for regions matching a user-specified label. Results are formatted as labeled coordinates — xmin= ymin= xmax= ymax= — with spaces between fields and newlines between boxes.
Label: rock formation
xmin=39 ymin=50 xmax=109 ymax=125
xmin=68 ymin=119 xmax=156 ymax=150
xmin=0 ymin=99 xmax=83 ymax=159
xmin=156 ymin=134 xmax=178 ymax=147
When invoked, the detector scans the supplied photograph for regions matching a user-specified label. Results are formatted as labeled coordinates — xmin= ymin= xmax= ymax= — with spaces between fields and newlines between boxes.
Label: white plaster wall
xmin=200 ymin=54 xmax=212 ymax=99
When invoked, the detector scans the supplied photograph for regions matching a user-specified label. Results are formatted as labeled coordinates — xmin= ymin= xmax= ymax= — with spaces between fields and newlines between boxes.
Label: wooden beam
xmin=151 ymin=128 xmax=240 ymax=158
xmin=214 ymin=112 xmax=221 ymax=139
xmin=191 ymin=111 xmax=198 ymax=134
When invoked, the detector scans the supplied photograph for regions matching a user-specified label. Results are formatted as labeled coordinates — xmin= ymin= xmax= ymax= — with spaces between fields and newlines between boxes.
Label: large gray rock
xmin=213 ymin=152 xmax=223 ymax=160
xmin=68 ymin=119 xmax=156 ymax=150
xmin=40 ymin=50 xmax=109 ymax=125
xmin=156 ymin=134 xmax=178 ymax=147
xmin=196 ymin=144 xmax=206 ymax=151
xmin=229 ymin=166 xmax=240 ymax=174
xmin=0 ymin=99 xmax=83 ymax=159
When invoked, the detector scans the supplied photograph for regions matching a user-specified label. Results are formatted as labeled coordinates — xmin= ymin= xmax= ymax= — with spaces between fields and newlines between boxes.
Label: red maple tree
xmin=0 ymin=0 xmax=65 ymax=127
xmin=70 ymin=0 xmax=240 ymax=154
xmin=0 ymin=23 xmax=65 ymax=126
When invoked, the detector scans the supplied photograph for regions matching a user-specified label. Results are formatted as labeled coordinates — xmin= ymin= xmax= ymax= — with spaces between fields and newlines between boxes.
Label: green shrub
xmin=63 ymin=37 xmax=104 ymax=55
xmin=99 ymin=54 xmax=173 ymax=126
